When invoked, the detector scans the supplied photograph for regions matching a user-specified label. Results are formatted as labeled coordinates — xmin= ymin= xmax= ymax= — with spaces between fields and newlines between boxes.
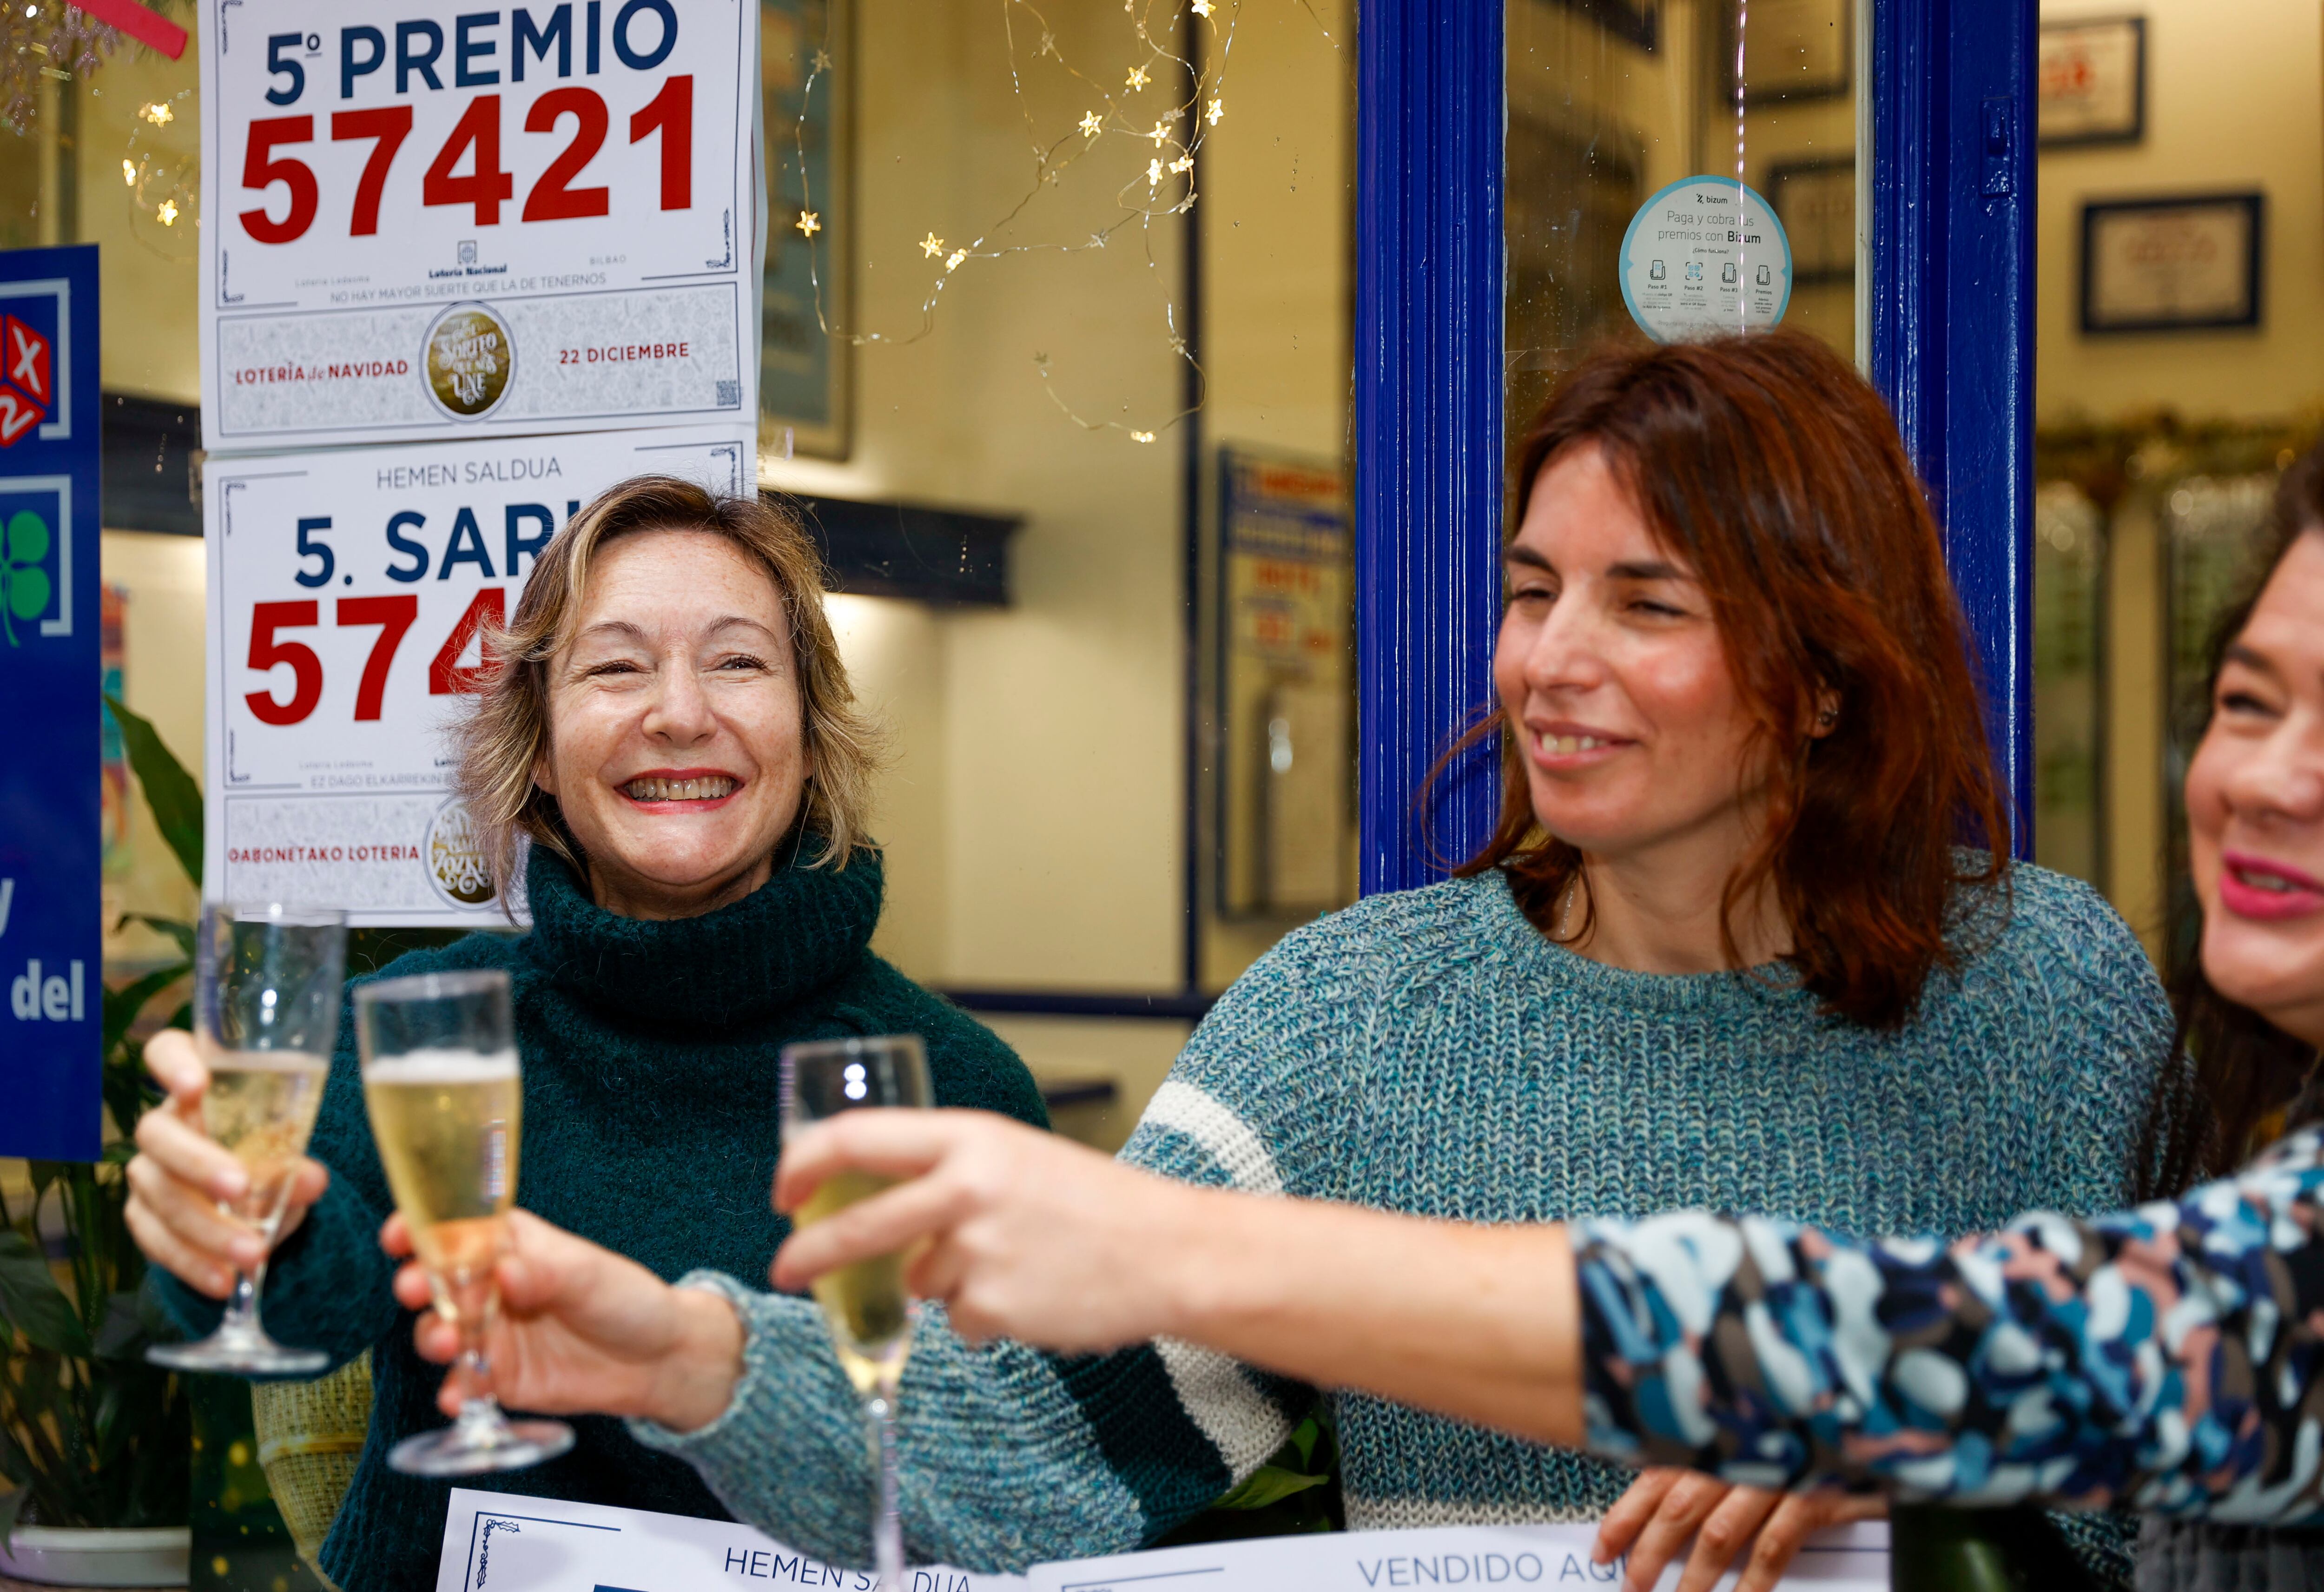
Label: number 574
xmin=245 ymin=590 xmax=504 ymax=725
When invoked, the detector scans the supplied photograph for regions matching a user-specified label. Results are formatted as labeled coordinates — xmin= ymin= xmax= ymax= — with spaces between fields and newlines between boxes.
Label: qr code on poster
xmin=716 ymin=380 xmax=740 ymax=407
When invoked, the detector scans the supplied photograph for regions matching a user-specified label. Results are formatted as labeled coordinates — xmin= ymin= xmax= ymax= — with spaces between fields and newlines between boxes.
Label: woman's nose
xmin=2225 ymin=718 xmax=2324 ymax=825
xmin=1519 ymin=598 xmax=1607 ymax=693
xmin=641 ymin=659 xmax=718 ymax=745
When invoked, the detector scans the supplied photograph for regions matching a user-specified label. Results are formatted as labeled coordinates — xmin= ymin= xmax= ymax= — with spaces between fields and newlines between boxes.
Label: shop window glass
xmin=753 ymin=0 xmax=1354 ymax=1138
xmin=0 ymin=5 xmax=1356 ymax=1141
xmin=2032 ymin=0 xmax=2324 ymax=963
xmin=1505 ymin=0 xmax=1860 ymax=449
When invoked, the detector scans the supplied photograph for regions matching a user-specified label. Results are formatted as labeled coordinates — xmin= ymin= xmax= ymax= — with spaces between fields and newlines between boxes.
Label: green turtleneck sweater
xmin=153 ymin=846 xmax=1049 ymax=1592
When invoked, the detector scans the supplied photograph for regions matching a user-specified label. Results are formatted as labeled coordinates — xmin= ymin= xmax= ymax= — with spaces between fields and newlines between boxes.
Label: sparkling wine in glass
xmin=148 ymin=904 xmax=346 ymax=1376
xmin=356 ymin=968 xmax=573 ymax=1476
xmin=782 ymin=1035 xmax=932 ymax=1592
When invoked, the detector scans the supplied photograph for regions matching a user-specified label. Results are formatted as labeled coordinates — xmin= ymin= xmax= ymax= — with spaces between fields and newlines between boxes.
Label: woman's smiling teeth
xmin=624 ymin=775 xmax=736 ymax=802
xmin=1538 ymin=732 xmax=1612 ymax=756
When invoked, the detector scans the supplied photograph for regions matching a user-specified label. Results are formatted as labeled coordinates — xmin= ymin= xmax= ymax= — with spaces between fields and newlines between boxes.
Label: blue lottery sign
xmin=0 ymin=244 xmax=101 ymax=1161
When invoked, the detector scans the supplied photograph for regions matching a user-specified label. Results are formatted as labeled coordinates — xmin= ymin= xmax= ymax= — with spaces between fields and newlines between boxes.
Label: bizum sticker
xmin=0 ymin=508 xmax=51 ymax=646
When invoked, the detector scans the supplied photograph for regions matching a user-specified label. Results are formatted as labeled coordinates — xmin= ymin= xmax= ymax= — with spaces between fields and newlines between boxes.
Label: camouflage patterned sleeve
xmin=1571 ymin=1128 xmax=2324 ymax=1525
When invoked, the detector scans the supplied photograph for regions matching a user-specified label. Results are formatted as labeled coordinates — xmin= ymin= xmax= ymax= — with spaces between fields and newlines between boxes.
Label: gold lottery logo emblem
xmin=422 ymin=303 xmax=515 ymax=418
xmin=426 ymin=799 xmax=496 ymax=907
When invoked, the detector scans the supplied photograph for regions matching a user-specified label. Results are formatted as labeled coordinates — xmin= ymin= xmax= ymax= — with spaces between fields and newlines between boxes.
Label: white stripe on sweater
xmin=1153 ymin=1336 xmax=1294 ymax=1480
xmin=1142 ymin=1079 xmax=1285 ymax=1196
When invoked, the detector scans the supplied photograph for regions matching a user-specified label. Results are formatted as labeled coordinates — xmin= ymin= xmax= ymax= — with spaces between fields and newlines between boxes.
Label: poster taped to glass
xmin=201 ymin=424 xmax=752 ymax=927
xmin=197 ymin=0 xmax=762 ymax=452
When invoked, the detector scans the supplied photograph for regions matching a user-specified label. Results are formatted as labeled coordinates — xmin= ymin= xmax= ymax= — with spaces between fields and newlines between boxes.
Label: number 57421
xmin=238 ymin=78 xmax=691 ymax=244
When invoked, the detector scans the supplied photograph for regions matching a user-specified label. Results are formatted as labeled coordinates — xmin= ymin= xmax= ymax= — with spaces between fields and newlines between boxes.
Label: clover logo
xmin=1 ymin=508 xmax=52 ymax=646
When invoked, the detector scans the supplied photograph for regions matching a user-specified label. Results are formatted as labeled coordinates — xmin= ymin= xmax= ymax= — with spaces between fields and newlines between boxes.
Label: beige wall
xmin=2037 ymin=0 xmax=2324 ymax=423
xmin=2034 ymin=0 xmax=2324 ymax=952
xmin=786 ymin=0 xmax=1353 ymax=1018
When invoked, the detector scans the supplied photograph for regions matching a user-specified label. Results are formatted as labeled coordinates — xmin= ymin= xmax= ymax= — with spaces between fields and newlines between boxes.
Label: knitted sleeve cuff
xmin=625 ymin=1269 xmax=835 ymax=1458
xmin=624 ymin=1269 xmax=893 ymax=1568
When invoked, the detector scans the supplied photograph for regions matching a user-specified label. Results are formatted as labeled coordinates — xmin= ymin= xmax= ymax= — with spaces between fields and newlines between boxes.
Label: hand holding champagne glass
xmin=782 ymin=1036 xmax=932 ymax=1592
xmin=356 ymin=968 xmax=573 ymax=1475
xmin=147 ymin=904 xmax=346 ymax=1375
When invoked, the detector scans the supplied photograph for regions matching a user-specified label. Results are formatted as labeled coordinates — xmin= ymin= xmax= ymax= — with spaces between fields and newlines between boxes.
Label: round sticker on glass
xmin=1618 ymin=176 xmax=1792 ymax=343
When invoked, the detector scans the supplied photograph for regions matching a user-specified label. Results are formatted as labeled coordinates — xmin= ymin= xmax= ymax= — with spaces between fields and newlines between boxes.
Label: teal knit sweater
xmin=636 ymin=863 xmax=2171 ymax=1575
xmin=153 ymin=847 xmax=1049 ymax=1592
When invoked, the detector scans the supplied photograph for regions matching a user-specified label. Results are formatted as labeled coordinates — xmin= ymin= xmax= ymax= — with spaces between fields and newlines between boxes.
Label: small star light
xmin=1169 ymin=154 xmax=1194 ymax=174
xmin=945 ymin=248 xmax=967 ymax=271
xmin=1131 ymin=430 xmax=1156 ymax=443
xmin=812 ymin=47 xmax=833 ymax=71
xmin=920 ymin=232 xmax=945 ymax=257
xmin=1207 ymin=97 xmax=1225 ymax=125
xmin=1078 ymin=111 xmax=1104 ymax=139
xmin=1146 ymin=158 xmax=1164 ymax=187
xmin=1148 ymin=119 xmax=1171 ymax=145
xmin=1125 ymin=65 xmax=1149 ymax=91
xmin=156 ymin=199 xmax=178 ymax=226
xmin=120 ymin=159 xmax=136 ymax=187
xmin=796 ymin=210 xmax=822 ymax=238
xmin=1190 ymin=0 xmax=1213 ymax=15
xmin=141 ymin=101 xmax=172 ymax=126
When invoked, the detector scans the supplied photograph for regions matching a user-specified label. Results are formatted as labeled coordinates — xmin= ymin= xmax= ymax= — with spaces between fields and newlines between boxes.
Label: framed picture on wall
xmin=762 ymin=0 xmax=854 ymax=460
xmin=2039 ymin=17 xmax=2146 ymax=147
xmin=1766 ymin=159 xmax=1855 ymax=285
xmin=2080 ymin=192 xmax=2265 ymax=334
xmin=1729 ymin=0 xmax=1850 ymax=104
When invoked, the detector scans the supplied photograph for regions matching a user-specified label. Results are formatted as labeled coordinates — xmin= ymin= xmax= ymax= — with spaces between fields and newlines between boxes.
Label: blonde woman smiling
xmin=123 ymin=478 xmax=1050 ymax=1592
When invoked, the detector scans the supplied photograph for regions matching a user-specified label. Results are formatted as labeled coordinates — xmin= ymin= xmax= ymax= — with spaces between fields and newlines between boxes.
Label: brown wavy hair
xmin=451 ymin=476 xmax=881 ymax=909
xmin=1452 ymin=331 xmax=2009 ymax=1030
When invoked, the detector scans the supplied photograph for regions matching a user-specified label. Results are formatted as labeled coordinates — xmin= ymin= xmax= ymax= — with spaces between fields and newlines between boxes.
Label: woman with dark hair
xmin=372 ymin=333 xmax=2171 ymax=1590
xmin=720 ymin=441 xmax=2324 ymax=1591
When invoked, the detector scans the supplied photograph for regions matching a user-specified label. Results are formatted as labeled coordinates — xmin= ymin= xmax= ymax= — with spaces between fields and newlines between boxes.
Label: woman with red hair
xmin=380 ymin=333 xmax=2167 ymax=1592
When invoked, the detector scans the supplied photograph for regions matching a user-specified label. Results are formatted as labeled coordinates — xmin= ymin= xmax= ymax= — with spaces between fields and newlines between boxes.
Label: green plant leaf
xmin=103 ymin=695 xmax=202 ymax=886
xmin=101 ymin=961 xmax=190 ymax=1064
xmin=0 ymin=1233 xmax=92 ymax=1357
xmin=123 ymin=915 xmax=196 ymax=962
xmin=0 ymin=1481 xmax=26 ymax=1553
xmin=1208 ymin=1463 xmax=1330 ymax=1512
xmin=90 ymin=1291 xmax=151 ymax=1361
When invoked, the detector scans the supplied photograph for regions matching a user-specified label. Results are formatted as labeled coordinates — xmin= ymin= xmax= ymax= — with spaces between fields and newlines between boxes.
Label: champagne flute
xmin=149 ymin=903 xmax=347 ymax=1375
xmin=781 ymin=1035 xmax=932 ymax=1592
xmin=355 ymin=968 xmax=573 ymax=1475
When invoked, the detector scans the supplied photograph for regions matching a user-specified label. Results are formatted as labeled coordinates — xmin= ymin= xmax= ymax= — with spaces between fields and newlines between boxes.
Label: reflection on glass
xmin=2033 ymin=483 xmax=2106 ymax=888
xmin=1505 ymin=0 xmax=1858 ymax=437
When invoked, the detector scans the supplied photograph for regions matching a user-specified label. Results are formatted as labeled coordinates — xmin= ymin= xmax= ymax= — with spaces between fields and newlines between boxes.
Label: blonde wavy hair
xmin=452 ymin=476 xmax=880 ymax=905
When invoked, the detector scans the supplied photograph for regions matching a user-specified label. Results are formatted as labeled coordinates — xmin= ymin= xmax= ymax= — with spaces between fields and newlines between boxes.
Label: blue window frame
xmin=1353 ymin=0 xmax=2038 ymax=893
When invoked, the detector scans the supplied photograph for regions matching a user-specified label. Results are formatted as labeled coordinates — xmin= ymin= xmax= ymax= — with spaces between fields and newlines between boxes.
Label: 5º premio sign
xmin=0 ymin=244 xmax=100 ymax=1162
xmin=197 ymin=0 xmax=759 ymax=453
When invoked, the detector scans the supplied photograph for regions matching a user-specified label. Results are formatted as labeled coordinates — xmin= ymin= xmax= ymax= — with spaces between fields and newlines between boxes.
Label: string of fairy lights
xmin=785 ymin=0 xmax=1256 ymax=446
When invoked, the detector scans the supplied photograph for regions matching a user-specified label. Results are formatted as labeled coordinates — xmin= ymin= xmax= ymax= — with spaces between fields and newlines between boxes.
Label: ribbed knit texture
xmin=636 ymin=862 xmax=2170 ymax=1580
xmin=153 ymin=846 xmax=1050 ymax=1592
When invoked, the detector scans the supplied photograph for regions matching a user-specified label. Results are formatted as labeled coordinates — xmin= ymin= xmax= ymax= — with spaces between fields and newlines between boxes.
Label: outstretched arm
xmin=779 ymin=1112 xmax=2324 ymax=1526
xmin=1573 ymin=1128 xmax=2324 ymax=1521
xmin=772 ymin=1109 xmax=1589 ymax=1442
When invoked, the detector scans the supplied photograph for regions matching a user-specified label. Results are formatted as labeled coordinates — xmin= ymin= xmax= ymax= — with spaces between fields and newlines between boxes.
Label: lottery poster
xmin=198 ymin=0 xmax=760 ymax=451
xmin=202 ymin=423 xmax=753 ymax=926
